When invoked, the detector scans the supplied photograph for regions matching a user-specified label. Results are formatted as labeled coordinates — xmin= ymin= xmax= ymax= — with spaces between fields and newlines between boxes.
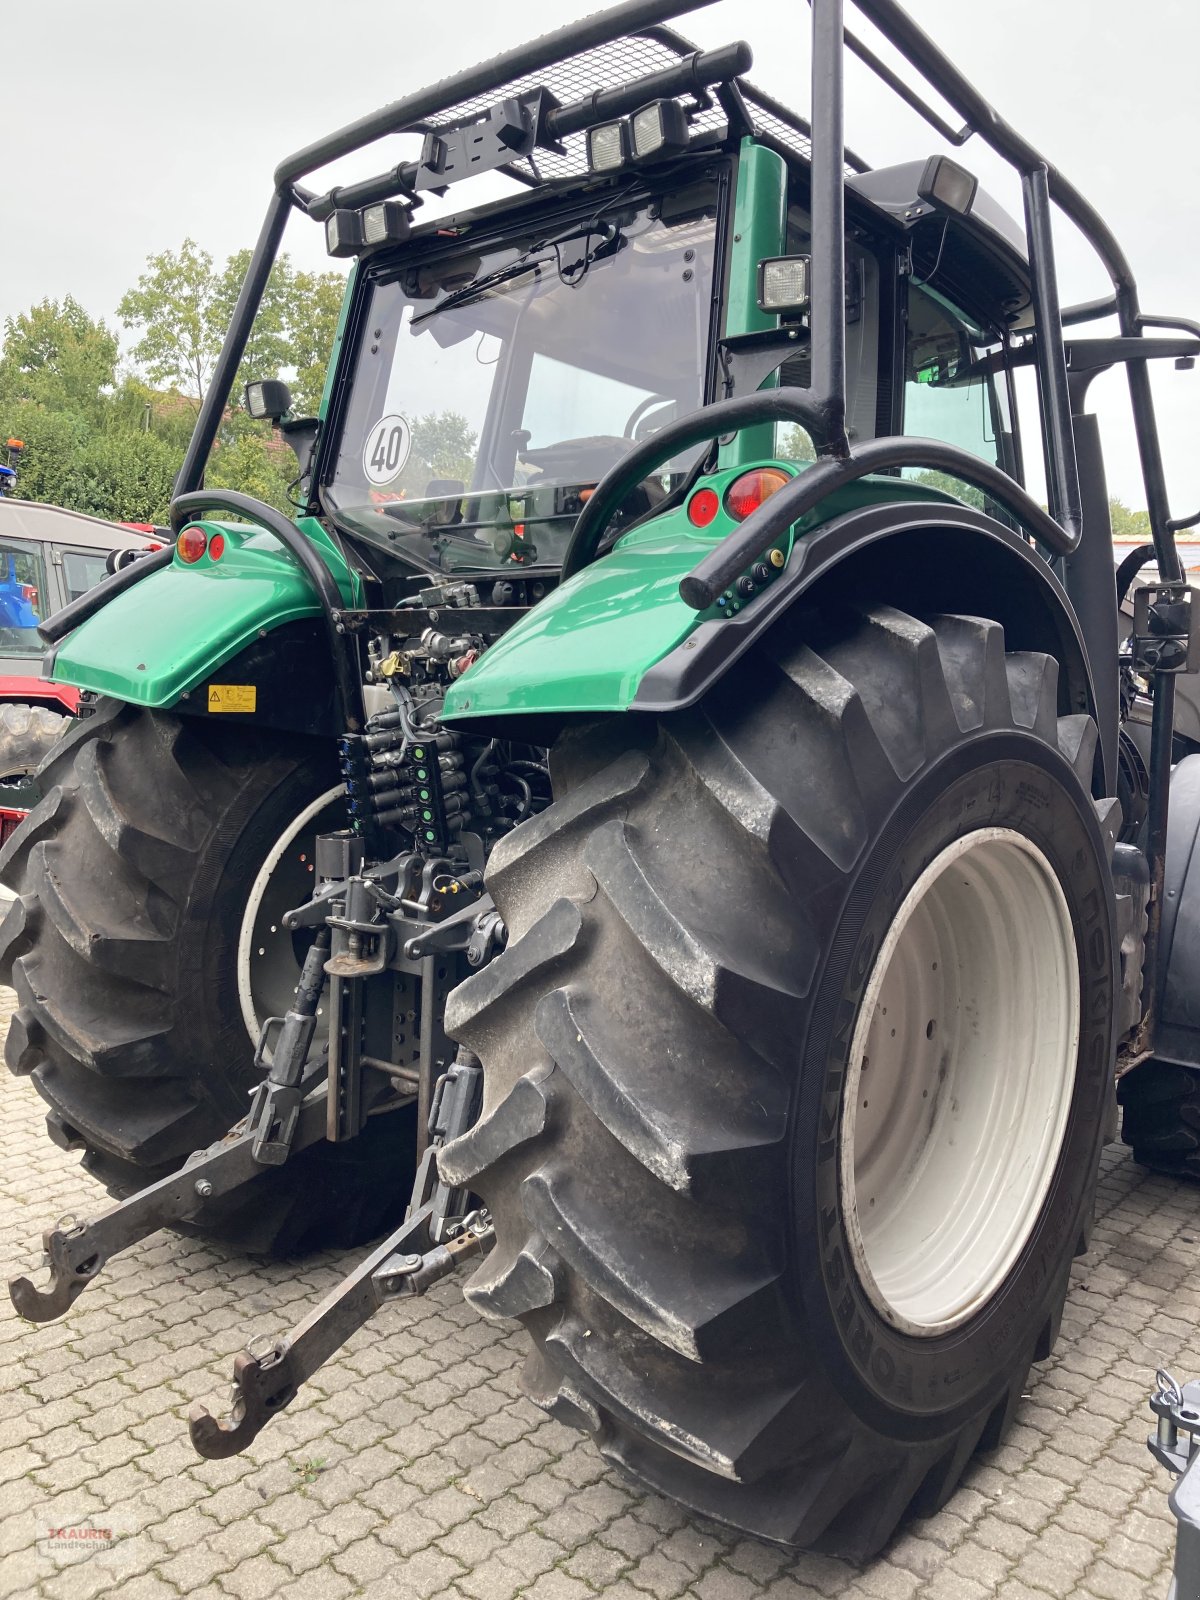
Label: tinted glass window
xmin=0 ymin=541 xmax=46 ymax=656
xmin=62 ymin=549 xmax=110 ymax=603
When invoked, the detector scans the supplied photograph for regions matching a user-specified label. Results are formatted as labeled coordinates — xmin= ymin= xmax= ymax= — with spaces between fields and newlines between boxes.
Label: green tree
xmin=207 ymin=431 xmax=296 ymax=517
xmin=288 ymin=269 xmax=348 ymax=416
xmin=0 ymin=402 xmax=91 ymax=506
xmin=117 ymin=238 xmax=221 ymax=403
xmin=119 ymin=241 xmax=345 ymax=418
xmin=0 ymin=297 xmax=118 ymax=415
xmin=1108 ymin=497 xmax=1152 ymax=540
xmin=57 ymin=432 xmax=179 ymax=523
xmin=776 ymin=424 xmax=816 ymax=464
xmin=210 ymin=248 xmax=297 ymax=406
xmin=410 ymin=411 xmax=477 ymax=483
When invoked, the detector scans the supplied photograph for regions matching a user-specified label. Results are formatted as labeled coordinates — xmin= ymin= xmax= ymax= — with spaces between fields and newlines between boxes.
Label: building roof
xmin=0 ymin=500 xmax=155 ymax=553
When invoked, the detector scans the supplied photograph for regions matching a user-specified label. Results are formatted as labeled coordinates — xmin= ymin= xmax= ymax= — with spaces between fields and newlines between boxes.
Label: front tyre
xmin=440 ymin=604 xmax=1117 ymax=1557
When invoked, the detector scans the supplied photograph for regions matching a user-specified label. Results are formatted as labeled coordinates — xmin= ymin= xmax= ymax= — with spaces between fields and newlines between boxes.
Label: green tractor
xmin=7 ymin=0 xmax=1200 ymax=1559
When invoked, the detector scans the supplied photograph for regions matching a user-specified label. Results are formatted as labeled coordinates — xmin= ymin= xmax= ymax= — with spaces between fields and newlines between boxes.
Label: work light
xmin=244 ymin=379 xmax=293 ymax=422
xmin=362 ymin=201 xmax=410 ymax=247
xmin=757 ymin=255 xmax=811 ymax=315
xmin=325 ymin=209 xmax=363 ymax=258
xmin=630 ymin=100 xmax=689 ymax=161
xmin=916 ymin=154 xmax=978 ymax=217
xmin=586 ymin=121 xmax=628 ymax=173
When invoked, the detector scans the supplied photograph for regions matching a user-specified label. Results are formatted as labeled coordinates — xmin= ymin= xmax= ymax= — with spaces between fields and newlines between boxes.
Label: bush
xmin=0 ymin=403 xmax=92 ymax=506
xmin=207 ymin=430 xmax=297 ymax=518
xmin=56 ymin=432 xmax=179 ymax=523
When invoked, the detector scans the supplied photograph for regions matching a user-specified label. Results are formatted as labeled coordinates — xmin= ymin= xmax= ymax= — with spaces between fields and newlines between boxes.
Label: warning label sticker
xmin=207 ymin=684 xmax=257 ymax=714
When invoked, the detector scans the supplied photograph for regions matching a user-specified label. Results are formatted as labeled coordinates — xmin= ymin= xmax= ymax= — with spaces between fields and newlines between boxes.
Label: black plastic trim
xmin=633 ymin=500 xmax=1096 ymax=716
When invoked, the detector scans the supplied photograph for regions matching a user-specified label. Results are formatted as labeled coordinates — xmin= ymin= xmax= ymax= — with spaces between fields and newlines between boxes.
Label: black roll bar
xmin=847 ymin=0 xmax=1179 ymax=584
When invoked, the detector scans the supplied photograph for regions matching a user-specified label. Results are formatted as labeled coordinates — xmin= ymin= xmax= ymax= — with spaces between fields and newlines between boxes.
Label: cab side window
xmin=62 ymin=550 xmax=110 ymax=603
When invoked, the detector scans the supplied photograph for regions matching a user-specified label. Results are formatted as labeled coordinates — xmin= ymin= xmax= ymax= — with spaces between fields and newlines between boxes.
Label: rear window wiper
xmin=412 ymin=219 xmax=622 ymax=326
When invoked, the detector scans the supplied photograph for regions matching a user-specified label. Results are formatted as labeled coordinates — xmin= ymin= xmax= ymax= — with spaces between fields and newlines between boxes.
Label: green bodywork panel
xmin=721 ymin=141 xmax=789 ymax=471
xmin=442 ymin=465 xmax=957 ymax=722
xmin=50 ymin=267 xmax=361 ymax=709
xmin=48 ymin=516 xmax=359 ymax=708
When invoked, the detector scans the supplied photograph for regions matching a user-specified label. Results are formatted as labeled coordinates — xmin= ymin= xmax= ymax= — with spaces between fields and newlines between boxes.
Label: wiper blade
xmin=413 ymin=220 xmax=620 ymax=326
xmin=412 ymin=254 xmax=553 ymax=325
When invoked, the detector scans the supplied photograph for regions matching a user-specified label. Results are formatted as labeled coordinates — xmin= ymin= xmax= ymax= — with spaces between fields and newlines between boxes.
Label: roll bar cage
xmin=177 ymin=0 xmax=1191 ymax=581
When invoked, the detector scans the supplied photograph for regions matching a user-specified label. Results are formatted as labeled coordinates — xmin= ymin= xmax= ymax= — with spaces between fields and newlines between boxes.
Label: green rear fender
xmin=442 ymin=466 xmax=959 ymax=723
xmin=47 ymin=517 xmax=358 ymax=709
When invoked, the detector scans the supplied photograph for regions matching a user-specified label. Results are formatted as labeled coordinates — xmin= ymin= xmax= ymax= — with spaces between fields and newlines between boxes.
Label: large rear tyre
xmin=441 ymin=604 xmax=1118 ymax=1557
xmin=0 ymin=699 xmax=413 ymax=1255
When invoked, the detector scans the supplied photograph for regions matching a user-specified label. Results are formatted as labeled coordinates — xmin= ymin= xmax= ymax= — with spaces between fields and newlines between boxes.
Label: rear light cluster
xmin=686 ymin=468 xmax=791 ymax=529
xmin=684 ymin=469 xmax=794 ymax=616
xmin=176 ymin=527 xmax=224 ymax=564
xmin=724 ymin=468 xmax=790 ymax=521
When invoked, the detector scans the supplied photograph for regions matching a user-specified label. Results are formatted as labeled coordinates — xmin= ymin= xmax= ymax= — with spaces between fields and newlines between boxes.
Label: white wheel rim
xmin=236 ymin=785 xmax=345 ymax=1046
xmin=839 ymin=827 xmax=1080 ymax=1337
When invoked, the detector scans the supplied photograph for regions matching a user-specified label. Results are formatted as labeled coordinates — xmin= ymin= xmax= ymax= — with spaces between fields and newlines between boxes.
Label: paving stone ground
xmin=1 ymin=976 xmax=1197 ymax=1600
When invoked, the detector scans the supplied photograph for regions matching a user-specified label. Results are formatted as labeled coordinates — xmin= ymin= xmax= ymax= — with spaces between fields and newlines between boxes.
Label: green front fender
xmin=48 ymin=517 xmax=358 ymax=707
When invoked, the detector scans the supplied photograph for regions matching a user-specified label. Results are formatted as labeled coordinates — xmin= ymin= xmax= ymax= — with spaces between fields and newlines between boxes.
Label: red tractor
xmin=0 ymin=440 xmax=158 ymax=836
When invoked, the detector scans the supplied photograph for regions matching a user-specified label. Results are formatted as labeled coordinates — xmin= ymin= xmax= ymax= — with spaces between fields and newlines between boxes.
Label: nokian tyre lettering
xmin=0 ymin=698 xmax=413 ymax=1256
xmin=440 ymin=604 xmax=1117 ymax=1558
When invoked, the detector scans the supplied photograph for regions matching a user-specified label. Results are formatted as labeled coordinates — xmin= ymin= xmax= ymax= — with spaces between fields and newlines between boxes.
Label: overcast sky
xmin=3 ymin=0 xmax=1198 ymax=513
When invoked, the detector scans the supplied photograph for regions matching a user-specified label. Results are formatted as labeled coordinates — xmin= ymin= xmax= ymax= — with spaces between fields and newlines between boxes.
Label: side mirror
xmin=244 ymin=379 xmax=293 ymax=422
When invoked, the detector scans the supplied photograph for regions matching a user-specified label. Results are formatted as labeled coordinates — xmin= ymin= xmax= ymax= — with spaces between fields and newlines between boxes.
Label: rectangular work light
xmin=916 ymin=154 xmax=978 ymax=217
xmin=630 ymin=100 xmax=689 ymax=161
xmin=244 ymin=379 xmax=293 ymax=422
xmin=757 ymin=255 xmax=811 ymax=315
xmin=586 ymin=120 xmax=628 ymax=173
xmin=325 ymin=209 xmax=364 ymax=258
xmin=362 ymin=201 xmax=411 ymax=247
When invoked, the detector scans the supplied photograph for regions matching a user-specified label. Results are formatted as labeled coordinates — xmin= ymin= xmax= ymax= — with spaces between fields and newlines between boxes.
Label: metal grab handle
xmin=677 ymin=433 xmax=1079 ymax=612
xmin=169 ymin=488 xmax=363 ymax=730
xmin=559 ymin=387 xmax=833 ymax=583
xmin=37 ymin=545 xmax=174 ymax=645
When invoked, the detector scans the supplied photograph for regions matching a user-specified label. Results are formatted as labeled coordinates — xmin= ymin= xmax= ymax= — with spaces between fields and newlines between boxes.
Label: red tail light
xmin=687 ymin=488 xmax=720 ymax=527
xmin=176 ymin=526 xmax=208 ymax=564
xmin=724 ymin=468 xmax=790 ymax=522
xmin=208 ymin=534 xmax=226 ymax=562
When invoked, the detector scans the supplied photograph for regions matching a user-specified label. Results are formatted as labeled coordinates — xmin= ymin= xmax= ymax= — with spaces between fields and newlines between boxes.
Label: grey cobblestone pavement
xmin=1 ymin=975 xmax=1197 ymax=1600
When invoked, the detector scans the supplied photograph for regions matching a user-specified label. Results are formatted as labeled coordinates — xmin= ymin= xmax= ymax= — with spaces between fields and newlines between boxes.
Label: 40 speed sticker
xmin=363 ymin=414 xmax=412 ymax=485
